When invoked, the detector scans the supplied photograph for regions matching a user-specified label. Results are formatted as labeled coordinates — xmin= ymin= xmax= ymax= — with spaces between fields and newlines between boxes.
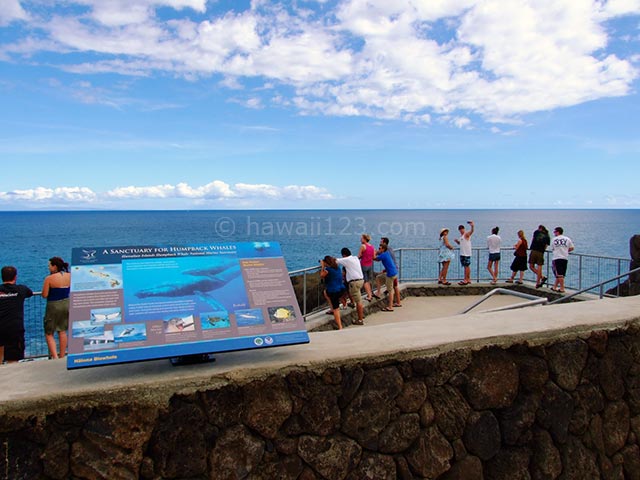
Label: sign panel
xmin=67 ymin=242 xmax=309 ymax=369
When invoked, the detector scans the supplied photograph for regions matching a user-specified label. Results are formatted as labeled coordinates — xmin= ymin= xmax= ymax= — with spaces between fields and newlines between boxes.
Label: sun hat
xmin=440 ymin=228 xmax=449 ymax=235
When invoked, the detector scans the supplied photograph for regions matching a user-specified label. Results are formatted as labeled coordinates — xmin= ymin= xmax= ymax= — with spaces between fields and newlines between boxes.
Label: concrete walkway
xmin=2 ymin=293 xmax=639 ymax=414
xmin=351 ymin=293 xmax=531 ymax=328
xmin=305 ymin=285 xmax=548 ymax=331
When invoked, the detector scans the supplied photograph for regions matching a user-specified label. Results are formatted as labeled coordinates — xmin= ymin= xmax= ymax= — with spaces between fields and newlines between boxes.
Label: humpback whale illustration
xmin=118 ymin=327 xmax=135 ymax=337
xmin=134 ymin=260 xmax=241 ymax=311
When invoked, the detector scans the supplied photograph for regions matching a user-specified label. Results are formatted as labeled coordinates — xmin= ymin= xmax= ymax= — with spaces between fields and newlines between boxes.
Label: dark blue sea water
xmin=1 ymin=209 xmax=638 ymax=291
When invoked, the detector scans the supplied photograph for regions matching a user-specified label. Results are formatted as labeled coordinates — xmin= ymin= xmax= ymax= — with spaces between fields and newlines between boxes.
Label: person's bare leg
xmin=332 ymin=308 xmax=342 ymax=329
xmin=357 ymin=302 xmax=364 ymax=322
xmin=441 ymin=261 xmax=450 ymax=282
xmin=0 ymin=346 xmax=4 ymax=364
xmin=387 ymin=288 xmax=395 ymax=310
xmin=46 ymin=334 xmax=59 ymax=359
xmin=364 ymin=281 xmax=373 ymax=301
xmin=59 ymin=331 xmax=68 ymax=358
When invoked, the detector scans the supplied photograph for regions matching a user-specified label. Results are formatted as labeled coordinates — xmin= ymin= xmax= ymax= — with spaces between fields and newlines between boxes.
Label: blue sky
xmin=1 ymin=0 xmax=639 ymax=210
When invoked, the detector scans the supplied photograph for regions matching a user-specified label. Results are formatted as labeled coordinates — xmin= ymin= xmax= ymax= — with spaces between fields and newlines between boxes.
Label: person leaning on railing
xmin=0 ymin=266 xmax=34 ymax=364
xmin=41 ymin=257 xmax=70 ymax=359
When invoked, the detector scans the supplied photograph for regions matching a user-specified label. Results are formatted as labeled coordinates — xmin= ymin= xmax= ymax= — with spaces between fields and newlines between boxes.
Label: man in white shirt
xmin=551 ymin=226 xmax=574 ymax=293
xmin=336 ymin=247 xmax=365 ymax=325
xmin=486 ymin=226 xmax=501 ymax=284
xmin=455 ymin=221 xmax=474 ymax=285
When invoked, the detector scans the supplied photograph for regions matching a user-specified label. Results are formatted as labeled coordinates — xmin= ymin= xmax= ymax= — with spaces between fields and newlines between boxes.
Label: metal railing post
xmin=303 ymin=269 xmax=308 ymax=316
xmin=578 ymin=255 xmax=583 ymax=290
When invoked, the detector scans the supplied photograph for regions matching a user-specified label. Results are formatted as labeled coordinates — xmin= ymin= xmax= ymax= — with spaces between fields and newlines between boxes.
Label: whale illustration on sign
xmin=134 ymin=259 xmax=241 ymax=311
xmin=118 ymin=327 xmax=136 ymax=338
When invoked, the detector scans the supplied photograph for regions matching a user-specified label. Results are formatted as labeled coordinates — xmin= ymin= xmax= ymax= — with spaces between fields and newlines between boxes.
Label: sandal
xmin=458 ymin=281 xmax=470 ymax=285
xmin=393 ymin=303 xmax=402 ymax=307
xmin=381 ymin=307 xmax=394 ymax=312
xmin=352 ymin=320 xmax=365 ymax=325
xmin=442 ymin=281 xmax=451 ymax=286
xmin=505 ymin=279 xmax=513 ymax=283
xmin=372 ymin=294 xmax=381 ymax=299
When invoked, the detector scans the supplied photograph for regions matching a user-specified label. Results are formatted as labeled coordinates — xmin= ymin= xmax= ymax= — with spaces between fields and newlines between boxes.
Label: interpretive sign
xmin=67 ymin=242 xmax=309 ymax=369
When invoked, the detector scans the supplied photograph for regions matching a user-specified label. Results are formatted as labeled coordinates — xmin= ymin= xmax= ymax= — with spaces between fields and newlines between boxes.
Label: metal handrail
xmin=460 ymin=288 xmax=548 ymax=314
xmin=547 ymin=265 xmax=640 ymax=305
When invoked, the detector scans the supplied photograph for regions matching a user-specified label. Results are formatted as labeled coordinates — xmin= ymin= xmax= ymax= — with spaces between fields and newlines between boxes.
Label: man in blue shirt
xmin=374 ymin=244 xmax=399 ymax=311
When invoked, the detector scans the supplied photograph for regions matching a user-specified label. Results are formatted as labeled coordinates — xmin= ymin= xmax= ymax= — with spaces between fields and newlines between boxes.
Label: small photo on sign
xmin=72 ymin=264 xmax=123 ymax=291
xmin=113 ymin=323 xmax=148 ymax=343
xmin=201 ymin=310 xmax=231 ymax=330
xmin=268 ymin=305 xmax=296 ymax=324
xmin=91 ymin=307 xmax=122 ymax=324
xmin=163 ymin=314 xmax=196 ymax=333
xmin=83 ymin=331 xmax=115 ymax=351
xmin=234 ymin=308 xmax=264 ymax=327
xmin=72 ymin=320 xmax=104 ymax=338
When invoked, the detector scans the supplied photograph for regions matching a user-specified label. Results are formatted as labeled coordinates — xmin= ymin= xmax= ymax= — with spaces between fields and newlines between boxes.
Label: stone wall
xmin=3 ymin=323 xmax=640 ymax=479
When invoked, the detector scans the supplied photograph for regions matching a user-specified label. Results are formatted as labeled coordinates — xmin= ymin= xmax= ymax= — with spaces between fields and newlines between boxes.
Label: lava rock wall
xmin=3 ymin=327 xmax=640 ymax=479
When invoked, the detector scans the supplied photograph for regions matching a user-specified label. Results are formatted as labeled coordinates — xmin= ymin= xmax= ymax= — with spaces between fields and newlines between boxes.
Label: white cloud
xmin=0 ymin=186 xmax=97 ymax=202
xmin=73 ymin=0 xmax=207 ymax=26
xmin=0 ymin=0 xmax=28 ymax=26
xmin=1 ymin=0 xmax=638 ymax=126
xmin=0 ymin=180 xmax=334 ymax=207
xmin=600 ymin=0 xmax=640 ymax=18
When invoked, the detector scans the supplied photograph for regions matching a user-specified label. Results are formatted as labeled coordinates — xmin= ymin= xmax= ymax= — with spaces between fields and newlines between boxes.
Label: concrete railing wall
xmin=2 ymin=296 xmax=640 ymax=479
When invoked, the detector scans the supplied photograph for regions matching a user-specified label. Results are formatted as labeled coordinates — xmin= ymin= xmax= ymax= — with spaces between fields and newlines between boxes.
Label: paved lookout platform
xmin=2 ymin=291 xmax=640 ymax=479
xmin=2 ymin=294 xmax=639 ymax=411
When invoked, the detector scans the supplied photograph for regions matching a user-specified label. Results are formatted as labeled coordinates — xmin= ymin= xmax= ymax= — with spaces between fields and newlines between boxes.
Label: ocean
xmin=1 ymin=209 xmax=638 ymax=290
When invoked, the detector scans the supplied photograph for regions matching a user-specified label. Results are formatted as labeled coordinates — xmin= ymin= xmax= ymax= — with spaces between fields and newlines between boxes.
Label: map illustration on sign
xmin=67 ymin=242 xmax=309 ymax=369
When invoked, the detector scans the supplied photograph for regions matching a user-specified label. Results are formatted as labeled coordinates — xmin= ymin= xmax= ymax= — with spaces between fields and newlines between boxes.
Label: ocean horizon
xmin=1 ymin=208 xmax=638 ymax=291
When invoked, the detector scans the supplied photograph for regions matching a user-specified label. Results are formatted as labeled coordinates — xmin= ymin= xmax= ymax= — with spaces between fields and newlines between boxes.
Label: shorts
xmin=385 ymin=275 xmax=398 ymax=293
xmin=0 ymin=332 xmax=25 ymax=362
xmin=44 ymin=298 xmax=69 ymax=335
xmin=361 ymin=265 xmax=373 ymax=282
xmin=529 ymin=250 xmax=545 ymax=266
xmin=460 ymin=256 xmax=471 ymax=267
xmin=552 ymin=259 xmax=568 ymax=277
xmin=489 ymin=253 xmax=501 ymax=262
xmin=326 ymin=289 xmax=346 ymax=310
xmin=348 ymin=279 xmax=364 ymax=303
